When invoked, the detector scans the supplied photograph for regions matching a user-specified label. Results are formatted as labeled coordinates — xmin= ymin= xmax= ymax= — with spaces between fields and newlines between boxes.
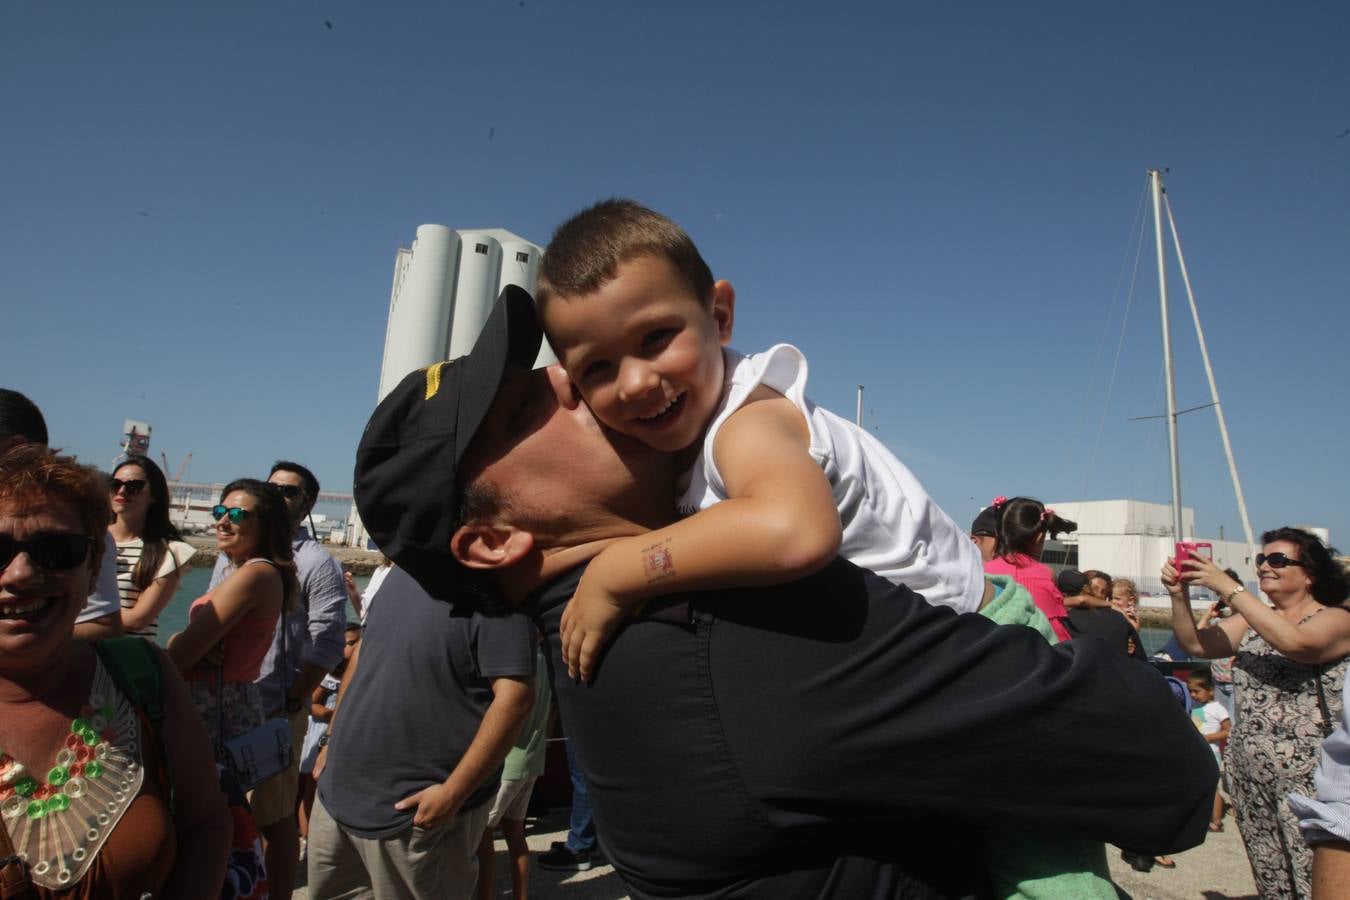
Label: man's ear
xmin=449 ymin=521 xmax=535 ymax=571
xmin=711 ymin=280 xmax=735 ymax=345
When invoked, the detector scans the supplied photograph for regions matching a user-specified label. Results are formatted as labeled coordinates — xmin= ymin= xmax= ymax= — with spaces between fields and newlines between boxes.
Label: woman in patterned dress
xmin=1164 ymin=526 xmax=1350 ymax=899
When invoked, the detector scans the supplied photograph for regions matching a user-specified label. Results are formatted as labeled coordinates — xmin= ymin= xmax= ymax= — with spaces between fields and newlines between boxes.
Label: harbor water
xmin=151 ymin=566 xmax=367 ymax=646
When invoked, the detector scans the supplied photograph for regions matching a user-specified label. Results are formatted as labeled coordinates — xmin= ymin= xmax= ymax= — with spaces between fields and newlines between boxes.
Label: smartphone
xmin=1174 ymin=541 xmax=1213 ymax=570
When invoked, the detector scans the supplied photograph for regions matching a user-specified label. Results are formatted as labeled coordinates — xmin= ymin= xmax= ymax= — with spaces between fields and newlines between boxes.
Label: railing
xmin=167 ymin=481 xmax=354 ymax=504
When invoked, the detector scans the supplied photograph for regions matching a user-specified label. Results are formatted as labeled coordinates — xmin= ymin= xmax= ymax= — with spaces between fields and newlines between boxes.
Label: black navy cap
xmin=971 ymin=505 xmax=1000 ymax=537
xmin=1056 ymin=569 xmax=1088 ymax=596
xmin=353 ymin=286 xmax=542 ymax=600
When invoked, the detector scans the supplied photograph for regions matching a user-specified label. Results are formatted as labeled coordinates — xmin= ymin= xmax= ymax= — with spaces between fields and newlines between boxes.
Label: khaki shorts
xmin=248 ymin=708 xmax=309 ymax=827
xmin=486 ymin=777 xmax=537 ymax=829
xmin=308 ymin=794 xmax=490 ymax=900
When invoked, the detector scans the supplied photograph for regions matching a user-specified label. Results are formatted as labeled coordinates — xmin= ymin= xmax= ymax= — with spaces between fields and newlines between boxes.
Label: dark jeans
xmin=563 ymin=738 xmax=596 ymax=852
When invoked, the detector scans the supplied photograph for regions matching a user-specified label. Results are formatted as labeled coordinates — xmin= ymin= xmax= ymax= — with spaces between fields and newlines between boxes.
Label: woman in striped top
xmin=108 ymin=455 xmax=194 ymax=638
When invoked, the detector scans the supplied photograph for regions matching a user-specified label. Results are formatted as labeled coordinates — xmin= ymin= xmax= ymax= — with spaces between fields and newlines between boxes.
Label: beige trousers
xmin=307 ymin=793 xmax=490 ymax=900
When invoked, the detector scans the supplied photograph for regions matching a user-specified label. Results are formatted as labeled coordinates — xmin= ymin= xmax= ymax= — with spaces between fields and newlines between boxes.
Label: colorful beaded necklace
xmin=0 ymin=657 xmax=144 ymax=890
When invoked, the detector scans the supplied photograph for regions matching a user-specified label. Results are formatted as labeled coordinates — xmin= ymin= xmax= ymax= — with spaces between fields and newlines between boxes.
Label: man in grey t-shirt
xmin=310 ymin=566 xmax=536 ymax=899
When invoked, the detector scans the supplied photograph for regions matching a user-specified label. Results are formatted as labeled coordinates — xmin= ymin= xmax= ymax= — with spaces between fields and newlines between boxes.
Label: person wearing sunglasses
xmin=0 ymin=387 xmax=124 ymax=642
xmin=202 ymin=459 xmax=348 ymax=900
xmin=108 ymin=455 xmax=195 ymax=640
xmin=166 ymin=479 xmax=298 ymax=753
xmin=0 ymin=443 xmax=231 ymax=897
xmin=1163 ymin=526 xmax=1350 ymax=899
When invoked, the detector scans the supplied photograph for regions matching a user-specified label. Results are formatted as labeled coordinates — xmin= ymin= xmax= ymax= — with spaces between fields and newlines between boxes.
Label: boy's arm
xmin=562 ymin=393 xmax=841 ymax=680
xmin=392 ymin=674 xmax=535 ymax=827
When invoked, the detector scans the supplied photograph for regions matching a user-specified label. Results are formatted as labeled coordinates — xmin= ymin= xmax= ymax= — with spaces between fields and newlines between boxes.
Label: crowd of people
xmin=1 ymin=198 xmax=1347 ymax=900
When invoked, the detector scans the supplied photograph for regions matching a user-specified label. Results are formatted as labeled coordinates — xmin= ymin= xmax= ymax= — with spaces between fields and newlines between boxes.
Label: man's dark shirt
xmin=320 ymin=568 xmax=536 ymax=838
xmin=528 ymin=558 xmax=1216 ymax=899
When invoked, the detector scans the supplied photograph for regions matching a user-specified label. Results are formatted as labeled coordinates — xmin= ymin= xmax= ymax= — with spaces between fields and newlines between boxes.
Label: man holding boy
xmin=354 ymin=286 xmax=1216 ymax=897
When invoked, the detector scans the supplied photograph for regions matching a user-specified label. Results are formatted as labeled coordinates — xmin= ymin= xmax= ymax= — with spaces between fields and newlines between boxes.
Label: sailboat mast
xmin=1163 ymin=193 xmax=1257 ymax=559
xmin=1150 ymin=169 xmax=1186 ymax=542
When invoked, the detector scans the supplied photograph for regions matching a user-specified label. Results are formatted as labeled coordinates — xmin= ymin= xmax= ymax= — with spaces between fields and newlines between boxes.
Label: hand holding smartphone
xmin=1174 ymin=541 xmax=1213 ymax=578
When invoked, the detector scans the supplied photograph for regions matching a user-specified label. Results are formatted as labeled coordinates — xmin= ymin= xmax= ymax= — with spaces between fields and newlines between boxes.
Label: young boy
xmin=298 ymin=623 xmax=362 ymax=856
xmin=535 ymin=198 xmax=988 ymax=682
xmin=1188 ymin=669 xmax=1232 ymax=831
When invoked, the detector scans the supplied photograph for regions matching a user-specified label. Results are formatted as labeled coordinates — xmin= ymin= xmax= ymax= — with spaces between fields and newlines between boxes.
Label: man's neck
xmin=497 ymin=537 xmax=626 ymax=604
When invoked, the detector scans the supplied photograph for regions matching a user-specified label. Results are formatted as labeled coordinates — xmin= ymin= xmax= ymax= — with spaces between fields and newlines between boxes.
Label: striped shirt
xmin=115 ymin=537 xmax=194 ymax=638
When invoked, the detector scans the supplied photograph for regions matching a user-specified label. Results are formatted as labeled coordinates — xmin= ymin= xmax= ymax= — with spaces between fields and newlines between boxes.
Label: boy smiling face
xmin=542 ymin=253 xmax=736 ymax=455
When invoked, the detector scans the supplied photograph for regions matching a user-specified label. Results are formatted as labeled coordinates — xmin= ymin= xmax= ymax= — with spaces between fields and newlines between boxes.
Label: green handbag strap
xmin=93 ymin=637 xmax=174 ymax=812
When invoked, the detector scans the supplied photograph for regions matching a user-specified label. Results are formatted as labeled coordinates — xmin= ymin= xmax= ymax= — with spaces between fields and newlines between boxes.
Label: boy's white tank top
xmin=676 ymin=344 xmax=984 ymax=614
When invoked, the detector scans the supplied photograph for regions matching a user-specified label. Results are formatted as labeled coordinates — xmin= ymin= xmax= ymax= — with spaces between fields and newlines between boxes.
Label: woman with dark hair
xmin=983 ymin=496 xmax=1077 ymax=641
xmin=0 ymin=444 xmax=230 ymax=896
xmin=167 ymin=479 xmax=297 ymax=744
xmin=1165 ymin=526 xmax=1350 ymax=898
xmin=108 ymin=455 xmax=195 ymax=638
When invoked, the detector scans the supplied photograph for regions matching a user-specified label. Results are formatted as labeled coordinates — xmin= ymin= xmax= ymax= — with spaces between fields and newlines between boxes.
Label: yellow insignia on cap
xmin=424 ymin=362 xmax=446 ymax=400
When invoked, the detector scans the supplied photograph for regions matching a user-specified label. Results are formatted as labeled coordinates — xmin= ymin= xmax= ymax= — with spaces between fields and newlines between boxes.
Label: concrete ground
xmin=294 ymin=805 xmax=1257 ymax=900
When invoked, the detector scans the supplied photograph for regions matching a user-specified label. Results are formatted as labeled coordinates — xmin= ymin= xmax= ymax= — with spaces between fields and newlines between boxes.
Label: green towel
xmin=977 ymin=575 xmax=1118 ymax=900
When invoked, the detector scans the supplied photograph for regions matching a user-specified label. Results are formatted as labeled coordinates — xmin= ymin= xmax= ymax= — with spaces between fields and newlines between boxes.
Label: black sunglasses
xmin=108 ymin=477 xmax=147 ymax=497
xmin=273 ymin=484 xmax=308 ymax=500
xmin=0 ymin=533 xmax=94 ymax=572
xmin=1257 ymin=552 xmax=1306 ymax=570
xmin=212 ymin=505 xmax=254 ymax=524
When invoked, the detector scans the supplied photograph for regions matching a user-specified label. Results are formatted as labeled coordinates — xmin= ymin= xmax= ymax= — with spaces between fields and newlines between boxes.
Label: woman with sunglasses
xmin=166 ymin=479 xmax=297 ymax=746
xmin=0 ymin=444 xmax=230 ymax=897
xmin=1163 ymin=526 xmax=1350 ymax=899
xmin=108 ymin=455 xmax=195 ymax=639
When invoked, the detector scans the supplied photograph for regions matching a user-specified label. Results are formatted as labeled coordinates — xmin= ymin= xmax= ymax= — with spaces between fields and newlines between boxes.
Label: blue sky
xmin=5 ymin=1 xmax=1348 ymax=547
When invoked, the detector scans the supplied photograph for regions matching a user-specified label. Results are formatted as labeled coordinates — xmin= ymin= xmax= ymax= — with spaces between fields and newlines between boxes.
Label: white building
xmin=1044 ymin=499 xmax=1258 ymax=597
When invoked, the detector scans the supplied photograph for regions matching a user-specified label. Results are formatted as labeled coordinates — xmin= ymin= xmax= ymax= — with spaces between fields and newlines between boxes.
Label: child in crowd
xmin=535 ymin=198 xmax=987 ymax=682
xmin=476 ymin=648 xmax=553 ymax=900
xmin=982 ymin=496 xmax=1076 ymax=641
xmin=298 ymin=623 xmax=362 ymax=855
xmin=1188 ymin=669 xmax=1231 ymax=832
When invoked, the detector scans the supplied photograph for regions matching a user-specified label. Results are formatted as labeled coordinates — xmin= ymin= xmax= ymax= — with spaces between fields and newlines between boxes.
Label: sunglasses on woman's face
xmin=212 ymin=505 xmax=254 ymax=524
xmin=1256 ymin=552 xmax=1305 ymax=569
xmin=108 ymin=478 xmax=147 ymax=497
xmin=0 ymin=533 xmax=94 ymax=572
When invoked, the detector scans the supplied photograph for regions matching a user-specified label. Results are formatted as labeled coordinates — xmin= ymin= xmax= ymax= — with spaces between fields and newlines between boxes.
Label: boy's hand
xmin=393 ymin=782 xmax=463 ymax=829
xmin=560 ymin=576 xmax=629 ymax=683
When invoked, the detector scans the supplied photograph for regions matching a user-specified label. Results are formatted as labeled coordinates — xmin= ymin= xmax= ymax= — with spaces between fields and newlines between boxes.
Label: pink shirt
xmin=984 ymin=554 xmax=1072 ymax=642
xmin=187 ymin=561 xmax=282 ymax=683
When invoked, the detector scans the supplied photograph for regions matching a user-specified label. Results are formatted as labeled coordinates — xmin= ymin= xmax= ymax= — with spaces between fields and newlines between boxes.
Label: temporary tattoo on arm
xmin=642 ymin=539 xmax=677 ymax=583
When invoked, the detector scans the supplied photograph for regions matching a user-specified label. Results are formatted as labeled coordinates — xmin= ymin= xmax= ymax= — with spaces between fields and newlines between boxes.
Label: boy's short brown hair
xmin=536 ymin=198 xmax=714 ymax=308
